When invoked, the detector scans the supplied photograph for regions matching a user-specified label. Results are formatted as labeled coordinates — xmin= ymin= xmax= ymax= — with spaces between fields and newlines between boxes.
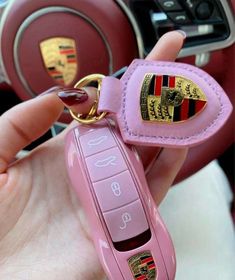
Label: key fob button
xmin=86 ymin=147 xmax=127 ymax=182
xmin=103 ymin=199 xmax=149 ymax=242
xmin=93 ymin=170 xmax=139 ymax=212
xmin=80 ymin=127 xmax=116 ymax=157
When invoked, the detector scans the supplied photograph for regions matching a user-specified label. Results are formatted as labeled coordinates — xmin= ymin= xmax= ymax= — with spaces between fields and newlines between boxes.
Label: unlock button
xmin=103 ymin=199 xmax=149 ymax=242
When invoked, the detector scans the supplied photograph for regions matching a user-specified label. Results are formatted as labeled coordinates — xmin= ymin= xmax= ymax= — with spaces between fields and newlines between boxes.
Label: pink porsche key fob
xmin=64 ymin=59 xmax=232 ymax=280
xmin=65 ymin=120 xmax=176 ymax=280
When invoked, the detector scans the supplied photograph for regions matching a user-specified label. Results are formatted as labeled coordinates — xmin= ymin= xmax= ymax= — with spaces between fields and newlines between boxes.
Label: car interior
xmin=0 ymin=0 xmax=234 ymax=279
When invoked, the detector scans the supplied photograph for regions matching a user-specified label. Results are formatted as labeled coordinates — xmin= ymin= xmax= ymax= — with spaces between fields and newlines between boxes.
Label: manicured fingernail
xmin=176 ymin=30 xmax=187 ymax=39
xmin=38 ymin=86 xmax=64 ymax=97
xmin=57 ymin=88 xmax=88 ymax=106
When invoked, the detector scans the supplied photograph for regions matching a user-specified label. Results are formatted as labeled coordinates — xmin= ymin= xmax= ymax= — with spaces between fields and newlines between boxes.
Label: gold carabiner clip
xmin=69 ymin=74 xmax=107 ymax=124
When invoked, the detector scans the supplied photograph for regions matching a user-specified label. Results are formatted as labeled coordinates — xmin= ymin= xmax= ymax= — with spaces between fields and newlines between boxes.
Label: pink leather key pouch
xmin=98 ymin=59 xmax=232 ymax=147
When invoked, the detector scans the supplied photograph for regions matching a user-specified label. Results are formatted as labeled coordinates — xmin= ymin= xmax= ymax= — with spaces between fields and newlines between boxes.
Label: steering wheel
xmin=0 ymin=0 xmax=234 ymax=182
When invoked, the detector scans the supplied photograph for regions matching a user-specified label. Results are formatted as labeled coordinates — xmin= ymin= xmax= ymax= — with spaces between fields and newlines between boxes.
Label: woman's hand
xmin=0 ymin=31 xmax=187 ymax=280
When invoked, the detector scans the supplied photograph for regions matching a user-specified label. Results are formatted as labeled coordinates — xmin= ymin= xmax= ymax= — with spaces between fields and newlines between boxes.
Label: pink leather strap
xmin=99 ymin=76 xmax=122 ymax=113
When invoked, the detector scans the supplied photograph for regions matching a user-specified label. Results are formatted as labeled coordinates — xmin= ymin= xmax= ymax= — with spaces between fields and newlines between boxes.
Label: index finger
xmin=136 ymin=30 xmax=186 ymax=168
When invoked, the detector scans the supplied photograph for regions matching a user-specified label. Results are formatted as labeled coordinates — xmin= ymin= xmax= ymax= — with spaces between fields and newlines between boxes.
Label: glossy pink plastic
xmin=65 ymin=119 xmax=176 ymax=280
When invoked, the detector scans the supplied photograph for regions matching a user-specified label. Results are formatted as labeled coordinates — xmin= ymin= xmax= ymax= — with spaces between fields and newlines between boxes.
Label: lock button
xmin=93 ymin=170 xmax=139 ymax=212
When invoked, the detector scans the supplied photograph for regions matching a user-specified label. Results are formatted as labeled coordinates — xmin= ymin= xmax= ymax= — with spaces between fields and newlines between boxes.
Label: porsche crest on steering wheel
xmin=40 ymin=37 xmax=78 ymax=86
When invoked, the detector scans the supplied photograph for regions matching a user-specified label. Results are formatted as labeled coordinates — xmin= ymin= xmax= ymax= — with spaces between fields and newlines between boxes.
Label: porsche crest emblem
xmin=140 ymin=74 xmax=207 ymax=123
xmin=128 ymin=251 xmax=157 ymax=280
xmin=40 ymin=37 xmax=78 ymax=86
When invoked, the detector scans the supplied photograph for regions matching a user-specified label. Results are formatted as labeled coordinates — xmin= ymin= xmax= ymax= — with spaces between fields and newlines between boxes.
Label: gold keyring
xmin=69 ymin=74 xmax=107 ymax=124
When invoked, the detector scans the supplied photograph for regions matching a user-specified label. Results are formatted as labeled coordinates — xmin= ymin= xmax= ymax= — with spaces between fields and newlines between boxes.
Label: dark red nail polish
xmin=57 ymin=88 xmax=88 ymax=106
